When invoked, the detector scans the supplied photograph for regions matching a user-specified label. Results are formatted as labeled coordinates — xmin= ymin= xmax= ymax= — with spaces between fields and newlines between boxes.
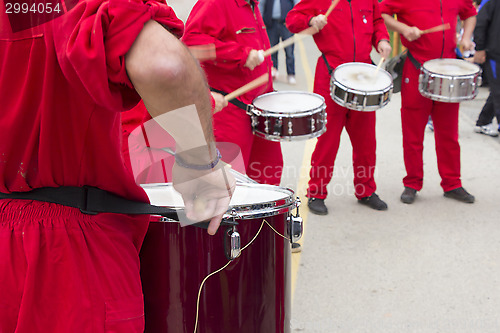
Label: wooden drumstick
xmin=373 ymin=57 xmax=385 ymax=79
xmin=224 ymin=73 xmax=269 ymax=101
xmin=325 ymin=0 xmax=341 ymax=18
xmin=188 ymin=44 xmax=216 ymax=61
xmin=421 ymin=23 xmax=451 ymax=35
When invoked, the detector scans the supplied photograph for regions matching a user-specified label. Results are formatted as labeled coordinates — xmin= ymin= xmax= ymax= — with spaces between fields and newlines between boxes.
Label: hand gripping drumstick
xmin=421 ymin=23 xmax=451 ymax=35
xmin=226 ymin=0 xmax=340 ymax=101
xmin=261 ymin=0 xmax=340 ymax=58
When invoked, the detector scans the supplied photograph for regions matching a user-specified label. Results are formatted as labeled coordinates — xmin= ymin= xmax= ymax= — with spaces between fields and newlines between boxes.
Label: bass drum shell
xmin=140 ymin=183 xmax=294 ymax=333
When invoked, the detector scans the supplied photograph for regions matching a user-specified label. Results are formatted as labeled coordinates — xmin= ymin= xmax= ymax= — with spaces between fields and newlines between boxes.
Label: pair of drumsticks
xmin=199 ymin=1 xmax=451 ymax=102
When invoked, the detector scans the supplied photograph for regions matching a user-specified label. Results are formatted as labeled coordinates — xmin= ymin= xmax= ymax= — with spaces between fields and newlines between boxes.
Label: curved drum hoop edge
xmin=141 ymin=182 xmax=298 ymax=221
xmin=330 ymin=62 xmax=394 ymax=112
xmin=248 ymin=91 xmax=327 ymax=141
xmin=418 ymin=59 xmax=482 ymax=103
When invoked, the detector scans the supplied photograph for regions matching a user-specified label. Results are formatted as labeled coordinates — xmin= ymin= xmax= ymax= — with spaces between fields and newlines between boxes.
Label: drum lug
xmin=287 ymin=197 xmax=303 ymax=243
xmin=264 ymin=118 xmax=270 ymax=134
xmin=250 ymin=114 xmax=256 ymax=127
xmin=225 ymin=226 xmax=241 ymax=260
xmin=310 ymin=117 xmax=315 ymax=132
xmin=273 ymin=117 xmax=283 ymax=136
xmin=288 ymin=119 xmax=293 ymax=135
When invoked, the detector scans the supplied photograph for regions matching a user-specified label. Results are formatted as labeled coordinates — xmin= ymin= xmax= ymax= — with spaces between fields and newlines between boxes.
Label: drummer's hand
xmin=474 ymin=50 xmax=486 ymax=64
xmin=377 ymin=40 xmax=392 ymax=60
xmin=172 ymin=162 xmax=236 ymax=235
xmin=244 ymin=49 xmax=264 ymax=70
xmin=460 ymin=38 xmax=475 ymax=53
xmin=403 ymin=26 xmax=422 ymax=42
xmin=210 ymin=92 xmax=228 ymax=113
xmin=309 ymin=15 xmax=327 ymax=32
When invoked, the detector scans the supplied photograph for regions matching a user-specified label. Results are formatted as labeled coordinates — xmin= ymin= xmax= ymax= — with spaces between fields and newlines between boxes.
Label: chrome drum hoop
xmin=418 ymin=59 xmax=482 ymax=103
xmin=249 ymin=91 xmax=327 ymax=141
xmin=330 ymin=62 xmax=394 ymax=112
xmin=142 ymin=182 xmax=298 ymax=221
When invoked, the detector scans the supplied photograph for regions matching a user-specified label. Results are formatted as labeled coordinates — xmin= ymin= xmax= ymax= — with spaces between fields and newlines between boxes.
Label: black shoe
xmin=400 ymin=187 xmax=417 ymax=204
xmin=291 ymin=243 xmax=302 ymax=253
xmin=444 ymin=187 xmax=475 ymax=203
xmin=307 ymin=198 xmax=328 ymax=215
xmin=358 ymin=193 xmax=388 ymax=211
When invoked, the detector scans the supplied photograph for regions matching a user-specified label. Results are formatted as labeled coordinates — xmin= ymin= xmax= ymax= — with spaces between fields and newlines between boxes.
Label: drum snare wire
xmin=193 ymin=218 xmax=290 ymax=332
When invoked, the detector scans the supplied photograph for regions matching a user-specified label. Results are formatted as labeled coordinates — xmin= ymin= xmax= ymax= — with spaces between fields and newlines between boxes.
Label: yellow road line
xmin=291 ymin=38 xmax=315 ymax=300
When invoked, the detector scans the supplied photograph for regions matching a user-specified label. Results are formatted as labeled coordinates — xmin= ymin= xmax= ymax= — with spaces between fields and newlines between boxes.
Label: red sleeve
xmin=372 ymin=0 xmax=390 ymax=48
xmin=54 ymin=0 xmax=184 ymax=112
xmin=183 ymin=0 xmax=251 ymax=69
xmin=285 ymin=0 xmax=318 ymax=33
xmin=459 ymin=0 xmax=477 ymax=21
xmin=379 ymin=0 xmax=400 ymax=16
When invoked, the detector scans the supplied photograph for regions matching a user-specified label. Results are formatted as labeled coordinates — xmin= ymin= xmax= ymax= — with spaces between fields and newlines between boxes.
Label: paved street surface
xmin=169 ymin=2 xmax=500 ymax=331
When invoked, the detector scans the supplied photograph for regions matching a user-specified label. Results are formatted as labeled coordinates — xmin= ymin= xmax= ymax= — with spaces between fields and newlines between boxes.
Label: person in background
xmin=260 ymin=0 xmax=299 ymax=84
xmin=472 ymin=0 xmax=500 ymax=137
xmin=182 ymin=0 xmax=284 ymax=186
xmin=286 ymin=0 xmax=392 ymax=215
xmin=380 ymin=0 xmax=477 ymax=204
xmin=0 ymin=0 xmax=234 ymax=331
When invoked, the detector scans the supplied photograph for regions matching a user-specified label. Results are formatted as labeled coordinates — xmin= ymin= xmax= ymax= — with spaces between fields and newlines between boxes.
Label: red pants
xmin=307 ymin=59 xmax=377 ymax=200
xmin=0 ymin=199 xmax=149 ymax=333
xmin=401 ymin=60 xmax=462 ymax=191
xmin=213 ymin=103 xmax=283 ymax=185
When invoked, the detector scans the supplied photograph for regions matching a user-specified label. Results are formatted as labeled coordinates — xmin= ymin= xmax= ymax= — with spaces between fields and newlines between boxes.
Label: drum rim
xmin=251 ymin=91 xmax=326 ymax=117
xmin=332 ymin=62 xmax=393 ymax=93
xmin=141 ymin=182 xmax=297 ymax=219
xmin=421 ymin=58 xmax=481 ymax=77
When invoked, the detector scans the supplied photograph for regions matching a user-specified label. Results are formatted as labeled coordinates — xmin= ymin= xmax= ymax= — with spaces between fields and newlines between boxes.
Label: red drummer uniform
xmin=0 ymin=0 xmax=183 ymax=331
xmin=380 ymin=0 xmax=477 ymax=192
xmin=182 ymin=0 xmax=284 ymax=185
xmin=286 ymin=0 xmax=390 ymax=200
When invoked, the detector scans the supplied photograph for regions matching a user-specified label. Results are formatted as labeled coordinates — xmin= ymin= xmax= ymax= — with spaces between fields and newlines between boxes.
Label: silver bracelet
xmin=175 ymin=148 xmax=222 ymax=170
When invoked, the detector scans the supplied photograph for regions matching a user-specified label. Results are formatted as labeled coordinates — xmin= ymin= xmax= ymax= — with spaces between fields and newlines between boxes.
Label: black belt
xmin=0 ymin=186 xmax=238 ymax=229
xmin=0 ymin=186 xmax=177 ymax=219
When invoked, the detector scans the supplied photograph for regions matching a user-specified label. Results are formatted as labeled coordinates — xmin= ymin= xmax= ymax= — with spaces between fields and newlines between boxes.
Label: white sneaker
xmin=288 ymin=75 xmax=296 ymax=85
xmin=271 ymin=67 xmax=278 ymax=80
xmin=474 ymin=123 xmax=499 ymax=137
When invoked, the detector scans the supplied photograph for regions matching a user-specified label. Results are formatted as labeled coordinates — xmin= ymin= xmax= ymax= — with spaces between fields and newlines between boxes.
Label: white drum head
xmin=141 ymin=183 xmax=295 ymax=219
xmin=253 ymin=91 xmax=324 ymax=113
xmin=423 ymin=58 xmax=480 ymax=76
xmin=334 ymin=62 xmax=392 ymax=91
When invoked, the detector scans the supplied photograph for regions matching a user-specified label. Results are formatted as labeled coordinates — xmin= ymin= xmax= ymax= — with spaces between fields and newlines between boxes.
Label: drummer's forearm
xmin=126 ymin=20 xmax=217 ymax=161
xmin=461 ymin=16 xmax=476 ymax=46
xmin=381 ymin=13 xmax=409 ymax=35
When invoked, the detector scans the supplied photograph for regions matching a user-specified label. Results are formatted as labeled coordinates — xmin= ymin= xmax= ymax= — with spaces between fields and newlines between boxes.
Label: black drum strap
xmin=0 ymin=186 xmax=178 ymax=219
xmin=209 ymin=87 xmax=250 ymax=111
xmin=322 ymin=54 xmax=334 ymax=75
xmin=407 ymin=51 xmax=421 ymax=70
xmin=0 ymin=186 xmax=239 ymax=229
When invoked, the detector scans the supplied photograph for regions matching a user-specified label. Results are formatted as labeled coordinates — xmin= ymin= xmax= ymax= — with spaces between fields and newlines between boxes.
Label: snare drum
xmin=331 ymin=62 xmax=393 ymax=111
xmin=418 ymin=58 xmax=482 ymax=102
xmin=248 ymin=91 xmax=326 ymax=141
xmin=140 ymin=183 xmax=302 ymax=333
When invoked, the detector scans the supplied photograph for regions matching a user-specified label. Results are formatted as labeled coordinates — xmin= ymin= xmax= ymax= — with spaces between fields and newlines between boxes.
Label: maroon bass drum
xmin=139 ymin=183 xmax=302 ymax=333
